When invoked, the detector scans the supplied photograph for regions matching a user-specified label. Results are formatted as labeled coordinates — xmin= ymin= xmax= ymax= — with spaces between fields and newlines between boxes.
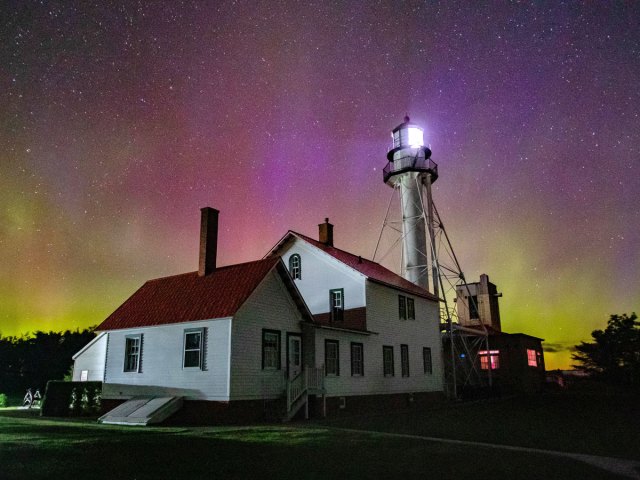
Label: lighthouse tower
xmin=383 ymin=117 xmax=439 ymax=295
xmin=378 ymin=117 xmax=491 ymax=398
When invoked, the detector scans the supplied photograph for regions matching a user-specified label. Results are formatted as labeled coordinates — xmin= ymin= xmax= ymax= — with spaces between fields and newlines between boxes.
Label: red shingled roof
xmin=97 ymin=257 xmax=281 ymax=331
xmin=275 ymin=232 xmax=439 ymax=302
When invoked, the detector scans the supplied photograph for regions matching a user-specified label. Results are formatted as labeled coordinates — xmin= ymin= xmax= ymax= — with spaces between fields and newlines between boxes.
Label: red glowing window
xmin=479 ymin=350 xmax=500 ymax=370
xmin=527 ymin=349 xmax=538 ymax=367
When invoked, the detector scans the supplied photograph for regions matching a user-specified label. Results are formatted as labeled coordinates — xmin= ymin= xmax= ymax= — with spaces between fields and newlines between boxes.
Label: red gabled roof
xmin=97 ymin=257 xmax=281 ymax=331
xmin=273 ymin=231 xmax=439 ymax=302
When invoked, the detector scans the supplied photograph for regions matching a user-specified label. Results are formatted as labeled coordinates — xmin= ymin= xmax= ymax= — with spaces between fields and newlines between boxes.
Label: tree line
xmin=0 ymin=328 xmax=96 ymax=396
xmin=573 ymin=313 xmax=639 ymax=388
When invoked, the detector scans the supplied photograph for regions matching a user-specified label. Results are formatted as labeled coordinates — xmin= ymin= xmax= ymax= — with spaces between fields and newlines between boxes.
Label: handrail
xmin=286 ymin=371 xmax=305 ymax=411
xmin=286 ymin=366 xmax=325 ymax=413
xmin=383 ymin=157 xmax=438 ymax=183
xmin=306 ymin=366 xmax=324 ymax=391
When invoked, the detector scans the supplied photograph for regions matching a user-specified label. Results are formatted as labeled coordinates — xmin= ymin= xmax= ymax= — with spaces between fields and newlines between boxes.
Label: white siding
xmin=229 ymin=270 xmax=305 ymax=400
xmin=102 ymin=318 xmax=232 ymax=401
xmin=364 ymin=281 xmax=443 ymax=393
xmin=72 ymin=333 xmax=108 ymax=382
xmin=277 ymin=236 xmax=444 ymax=398
xmin=313 ymin=281 xmax=443 ymax=396
xmin=314 ymin=328 xmax=371 ymax=396
xmin=281 ymin=238 xmax=366 ymax=314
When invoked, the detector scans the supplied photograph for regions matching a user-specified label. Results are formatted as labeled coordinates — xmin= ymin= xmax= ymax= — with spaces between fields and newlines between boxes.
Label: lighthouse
xmin=383 ymin=117 xmax=439 ymax=296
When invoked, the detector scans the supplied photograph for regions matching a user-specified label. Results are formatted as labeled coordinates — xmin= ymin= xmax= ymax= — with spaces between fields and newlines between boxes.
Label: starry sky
xmin=1 ymin=1 xmax=639 ymax=370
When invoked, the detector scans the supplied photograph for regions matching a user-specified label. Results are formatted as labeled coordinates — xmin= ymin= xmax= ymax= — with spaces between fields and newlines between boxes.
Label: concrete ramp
xmin=99 ymin=396 xmax=183 ymax=426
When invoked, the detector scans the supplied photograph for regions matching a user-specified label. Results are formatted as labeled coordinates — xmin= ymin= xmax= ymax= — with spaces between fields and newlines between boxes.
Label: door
xmin=288 ymin=335 xmax=302 ymax=379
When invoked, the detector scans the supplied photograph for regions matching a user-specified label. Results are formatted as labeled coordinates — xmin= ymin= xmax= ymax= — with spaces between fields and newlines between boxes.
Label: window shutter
xmin=201 ymin=327 xmax=208 ymax=371
xmin=350 ymin=347 xmax=354 ymax=375
xmin=277 ymin=332 xmax=281 ymax=370
xmin=399 ymin=295 xmax=406 ymax=320
xmin=138 ymin=333 xmax=144 ymax=373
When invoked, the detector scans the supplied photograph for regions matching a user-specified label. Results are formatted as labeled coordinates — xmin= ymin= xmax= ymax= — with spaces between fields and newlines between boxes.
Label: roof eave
xmin=71 ymin=331 xmax=107 ymax=360
xmin=274 ymin=260 xmax=316 ymax=324
xmin=264 ymin=230 xmax=296 ymax=259
xmin=313 ymin=324 xmax=377 ymax=336
xmin=366 ymin=277 xmax=440 ymax=302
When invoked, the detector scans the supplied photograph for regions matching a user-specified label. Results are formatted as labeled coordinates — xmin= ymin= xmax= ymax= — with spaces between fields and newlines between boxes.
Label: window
xmin=262 ymin=330 xmax=281 ymax=370
xmin=325 ymin=340 xmax=339 ymax=376
xmin=401 ymin=344 xmax=410 ymax=377
xmin=469 ymin=295 xmax=479 ymax=319
xmin=330 ymin=289 xmax=344 ymax=322
xmin=479 ymin=350 xmax=500 ymax=370
xmin=527 ymin=349 xmax=538 ymax=367
xmin=351 ymin=342 xmax=364 ymax=376
xmin=423 ymin=347 xmax=432 ymax=374
xmin=183 ymin=329 xmax=204 ymax=369
xmin=80 ymin=370 xmax=89 ymax=382
xmin=290 ymin=336 xmax=301 ymax=370
xmin=398 ymin=295 xmax=407 ymax=320
xmin=407 ymin=298 xmax=415 ymax=320
xmin=383 ymin=346 xmax=394 ymax=377
xmin=289 ymin=254 xmax=301 ymax=280
xmin=124 ymin=335 xmax=142 ymax=372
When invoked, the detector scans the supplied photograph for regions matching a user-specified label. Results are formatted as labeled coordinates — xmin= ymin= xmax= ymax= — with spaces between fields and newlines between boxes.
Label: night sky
xmin=2 ymin=1 xmax=639 ymax=369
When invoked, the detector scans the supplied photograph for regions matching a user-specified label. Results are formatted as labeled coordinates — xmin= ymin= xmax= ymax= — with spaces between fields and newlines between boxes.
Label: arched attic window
xmin=289 ymin=254 xmax=301 ymax=280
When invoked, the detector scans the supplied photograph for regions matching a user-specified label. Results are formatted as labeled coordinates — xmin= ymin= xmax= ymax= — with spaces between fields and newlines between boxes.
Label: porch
xmin=285 ymin=365 xmax=325 ymax=422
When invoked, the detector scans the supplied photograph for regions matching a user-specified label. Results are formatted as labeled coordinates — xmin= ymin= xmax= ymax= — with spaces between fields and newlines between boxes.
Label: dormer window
xmin=289 ymin=254 xmax=301 ymax=280
xmin=330 ymin=288 xmax=344 ymax=322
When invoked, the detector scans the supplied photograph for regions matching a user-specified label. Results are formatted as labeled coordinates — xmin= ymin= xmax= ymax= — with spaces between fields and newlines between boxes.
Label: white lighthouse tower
xmin=378 ymin=116 xmax=492 ymax=398
xmin=383 ymin=116 xmax=439 ymax=296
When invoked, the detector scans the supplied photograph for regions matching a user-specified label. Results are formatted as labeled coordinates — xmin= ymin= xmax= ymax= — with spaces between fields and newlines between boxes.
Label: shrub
xmin=41 ymin=381 xmax=102 ymax=417
xmin=0 ymin=393 xmax=7 ymax=408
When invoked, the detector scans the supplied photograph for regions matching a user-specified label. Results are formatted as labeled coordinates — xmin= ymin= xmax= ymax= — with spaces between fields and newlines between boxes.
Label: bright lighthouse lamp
xmin=391 ymin=117 xmax=424 ymax=149
xmin=407 ymin=127 xmax=424 ymax=147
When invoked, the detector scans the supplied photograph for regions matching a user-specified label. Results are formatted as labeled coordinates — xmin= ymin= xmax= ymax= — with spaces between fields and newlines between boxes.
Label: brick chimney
xmin=198 ymin=207 xmax=219 ymax=276
xmin=318 ymin=218 xmax=333 ymax=247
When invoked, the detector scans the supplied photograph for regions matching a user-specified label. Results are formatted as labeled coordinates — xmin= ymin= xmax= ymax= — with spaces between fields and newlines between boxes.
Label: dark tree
xmin=572 ymin=313 xmax=640 ymax=387
xmin=0 ymin=328 xmax=96 ymax=395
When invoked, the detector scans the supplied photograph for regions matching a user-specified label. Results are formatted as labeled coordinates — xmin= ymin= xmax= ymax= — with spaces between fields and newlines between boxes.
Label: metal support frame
xmin=374 ymin=171 xmax=491 ymax=399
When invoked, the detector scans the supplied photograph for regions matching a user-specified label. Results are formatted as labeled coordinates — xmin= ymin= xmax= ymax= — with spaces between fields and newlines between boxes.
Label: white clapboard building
xmin=72 ymin=209 xmax=444 ymax=424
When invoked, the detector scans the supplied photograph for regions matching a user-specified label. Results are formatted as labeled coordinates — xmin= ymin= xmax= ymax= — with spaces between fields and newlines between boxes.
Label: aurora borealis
xmin=1 ymin=2 xmax=638 ymax=370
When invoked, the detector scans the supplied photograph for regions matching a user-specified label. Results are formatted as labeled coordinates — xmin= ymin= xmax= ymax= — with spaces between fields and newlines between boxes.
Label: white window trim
xmin=325 ymin=340 xmax=339 ymax=376
xmin=330 ymin=288 xmax=344 ymax=322
xmin=183 ymin=328 xmax=204 ymax=370
xmin=124 ymin=334 xmax=142 ymax=373
xmin=262 ymin=330 xmax=280 ymax=370
xmin=351 ymin=342 xmax=364 ymax=376
xmin=289 ymin=253 xmax=301 ymax=280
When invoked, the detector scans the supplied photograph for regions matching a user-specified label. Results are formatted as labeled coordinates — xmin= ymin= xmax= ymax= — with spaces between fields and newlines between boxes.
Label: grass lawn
xmin=0 ymin=393 xmax=638 ymax=480
xmin=320 ymin=392 xmax=640 ymax=461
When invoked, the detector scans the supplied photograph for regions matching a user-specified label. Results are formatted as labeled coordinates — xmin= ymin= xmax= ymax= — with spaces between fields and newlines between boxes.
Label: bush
xmin=0 ymin=393 xmax=7 ymax=408
xmin=41 ymin=381 xmax=102 ymax=417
